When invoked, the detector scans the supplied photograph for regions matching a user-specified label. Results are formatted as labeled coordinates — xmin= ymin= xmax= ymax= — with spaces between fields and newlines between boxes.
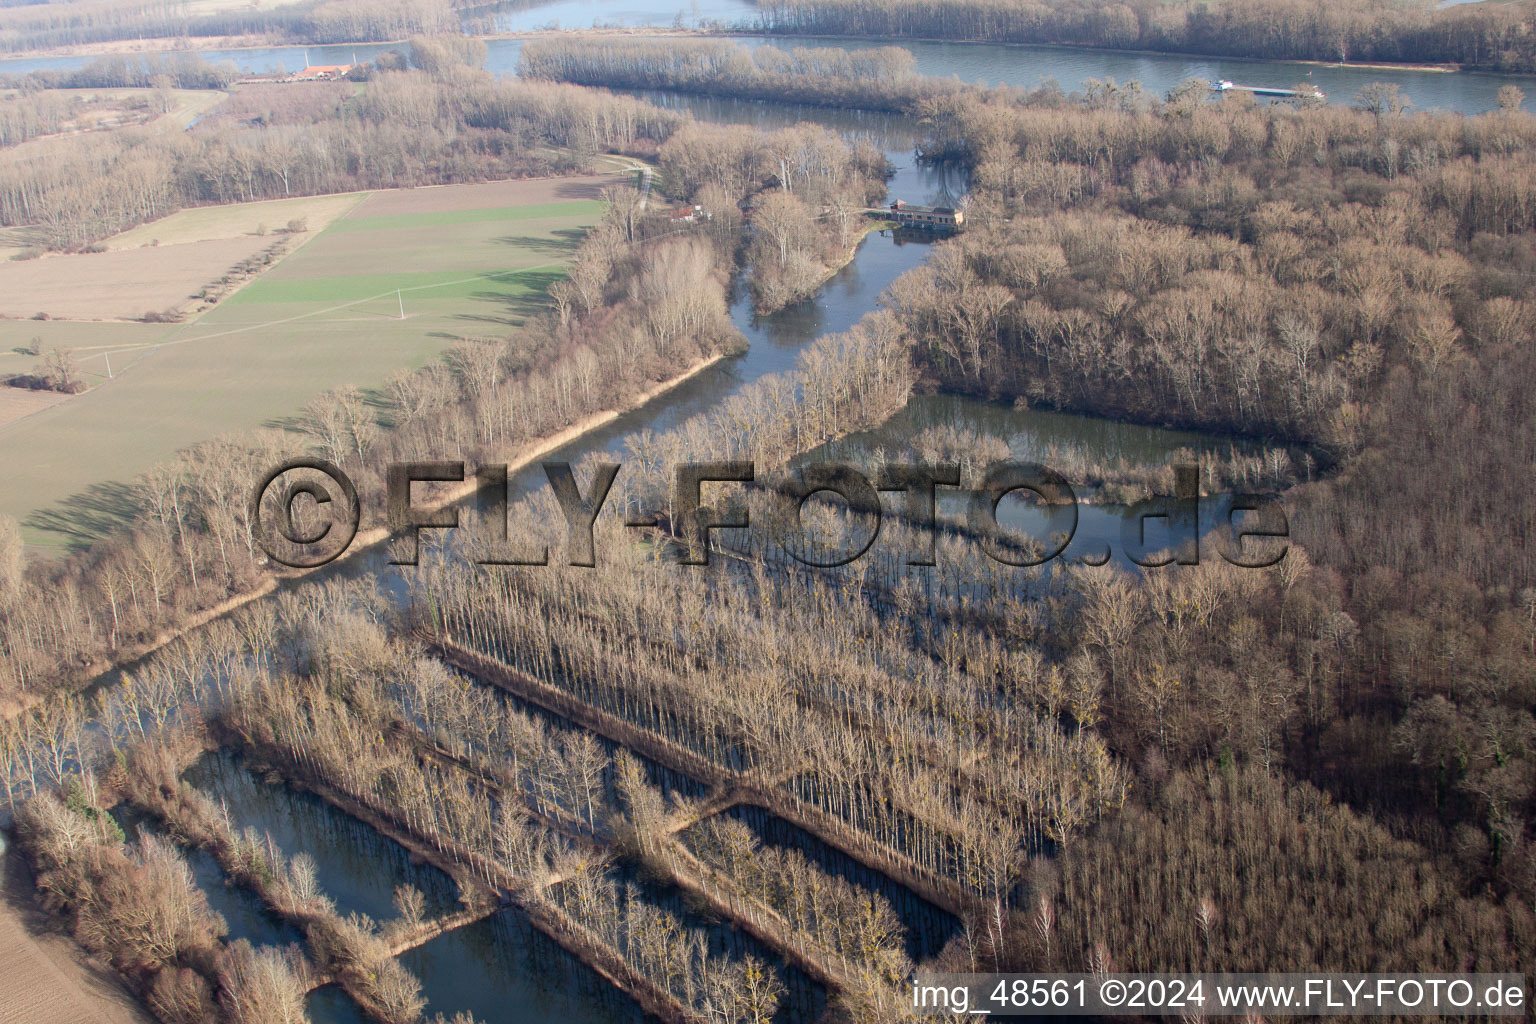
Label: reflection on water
xmin=306 ymin=985 xmax=371 ymax=1024
xmin=109 ymin=803 xmax=304 ymax=950
xmin=485 ymin=221 xmax=941 ymax=513
xmin=401 ymin=908 xmax=654 ymax=1024
xmin=825 ymin=392 xmax=1246 ymax=468
xmin=626 ymin=89 xmax=963 ymax=205
xmin=184 ymin=749 xmax=458 ymax=925
xmin=720 ymin=804 xmax=961 ymax=963
xmin=793 ymin=392 xmax=1267 ymax=571
xmin=725 ymin=34 xmax=1536 ymax=115
xmin=15 ymin=24 xmax=1332 ymax=1023
xmin=596 ymin=864 xmax=827 ymax=1023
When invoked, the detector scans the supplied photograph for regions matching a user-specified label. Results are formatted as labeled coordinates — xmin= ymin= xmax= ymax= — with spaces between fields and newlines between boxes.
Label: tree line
xmin=685 ymin=814 xmax=912 ymax=1003
xmin=521 ymin=40 xmax=909 ymax=311
xmin=420 ymin=500 xmax=1130 ymax=907
xmin=9 ymin=577 xmax=628 ymax=1024
xmin=6 ymin=36 xmax=1536 ymax=1004
xmin=4 ymin=53 xmax=245 ymax=91
xmin=888 ymin=83 xmax=1536 ymax=452
xmin=206 ymin=587 xmax=817 ymax=1022
xmin=519 ymin=36 xmax=966 ymax=114
xmin=507 ymin=39 xmax=1536 ymax=979
xmin=16 ymin=754 xmax=483 ymax=1024
xmin=0 ymin=0 xmax=460 ymax=53
xmin=656 ymin=116 xmax=891 ymax=312
xmin=0 ymin=61 xmax=680 ymax=250
xmin=757 ymin=0 xmax=1536 ymax=72
xmin=0 ymin=57 xmax=906 ymax=704
xmin=0 ymin=89 xmax=97 ymax=148
xmin=118 ymin=735 xmax=465 ymax=1024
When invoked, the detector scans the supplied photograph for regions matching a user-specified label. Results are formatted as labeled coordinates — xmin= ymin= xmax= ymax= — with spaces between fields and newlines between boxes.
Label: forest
xmin=0 ymin=39 xmax=890 ymax=305
xmin=518 ymin=37 xmax=966 ymax=114
xmin=656 ymin=117 xmax=890 ymax=311
xmin=872 ymin=75 xmax=1536 ymax=976
xmin=0 ymin=0 xmax=463 ymax=54
xmin=757 ymin=0 xmax=1536 ymax=72
xmin=2 ymin=27 xmax=1536 ymax=1024
xmin=0 ymin=48 xmax=680 ymax=251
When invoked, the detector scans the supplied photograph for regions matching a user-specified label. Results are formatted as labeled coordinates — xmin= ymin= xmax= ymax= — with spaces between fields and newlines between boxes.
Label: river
xmin=4 ymin=13 xmax=1535 ymax=115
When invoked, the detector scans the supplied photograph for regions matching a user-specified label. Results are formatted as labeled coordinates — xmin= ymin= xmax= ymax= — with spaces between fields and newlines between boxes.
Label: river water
xmin=395 ymin=908 xmax=655 ymax=1024
xmin=4 ymin=15 xmax=1535 ymax=115
xmin=111 ymin=801 xmax=307 ymax=950
xmin=171 ymin=752 xmax=664 ymax=1024
xmin=185 ymin=749 xmax=461 ymax=924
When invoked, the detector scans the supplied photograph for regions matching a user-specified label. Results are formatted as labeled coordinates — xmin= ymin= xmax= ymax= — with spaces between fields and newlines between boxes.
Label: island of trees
xmin=757 ymin=0 xmax=1536 ymax=71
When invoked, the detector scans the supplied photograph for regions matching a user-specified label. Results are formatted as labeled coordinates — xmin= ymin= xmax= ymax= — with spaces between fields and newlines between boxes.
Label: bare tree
xmin=393 ymin=884 xmax=427 ymax=930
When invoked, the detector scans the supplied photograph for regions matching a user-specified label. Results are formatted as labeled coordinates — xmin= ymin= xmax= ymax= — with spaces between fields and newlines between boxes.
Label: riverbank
xmin=0 ymin=25 xmax=704 ymax=62
xmin=723 ymin=31 xmax=1466 ymax=75
xmin=753 ymin=217 xmax=894 ymax=317
xmin=0 ymin=26 xmax=1470 ymax=76
xmin=0 ymin=34 xmax=286 ymax=60
xmin=332 ymin=348 xmax=727 ymax=557
xmin=820 ymin=217 xmax=898 ymax=284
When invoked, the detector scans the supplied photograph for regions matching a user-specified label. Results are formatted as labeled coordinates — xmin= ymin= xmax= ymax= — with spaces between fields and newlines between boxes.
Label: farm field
xmin=102 ymin=191 xmax=363 ymax=250
xmin=0 ymin=234 xmax=279 ymax=320
xmin=0 ymin=320 xmax=173 ymax=380
xmin=0 ymin=386 xmax=67 ymax=428
xmin=0 ymin=87 xmax=231 ymax=261
xmin=0 ymin=174 xmax=617 ymax=549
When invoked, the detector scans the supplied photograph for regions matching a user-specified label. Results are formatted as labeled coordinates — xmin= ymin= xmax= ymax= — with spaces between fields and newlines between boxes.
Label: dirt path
xmin=0 ymin=849 xmax=154 ymax=1024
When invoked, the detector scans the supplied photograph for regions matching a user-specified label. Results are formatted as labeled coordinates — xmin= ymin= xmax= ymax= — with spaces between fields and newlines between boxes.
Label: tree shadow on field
xmin=23 ymin=479 xmax=141 ymax=548
xmin=549 ymin=180 xmax=608 ymax=201
xmin=453 ymin=268 xmax=566 ymax=327
xmin=493 ymin=228 xmax=585 ymax=257
xmin=262 ymin=412 xmax=308 ymax=431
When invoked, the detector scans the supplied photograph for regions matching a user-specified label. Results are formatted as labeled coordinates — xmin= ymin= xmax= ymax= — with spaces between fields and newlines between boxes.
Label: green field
xmin=0 ymin=176 xmax=616 ymax=549
xmin=221 ymin=268 xmax=556 ymax=305
xmin=324 ymin=199 xmax=606 ymax=234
